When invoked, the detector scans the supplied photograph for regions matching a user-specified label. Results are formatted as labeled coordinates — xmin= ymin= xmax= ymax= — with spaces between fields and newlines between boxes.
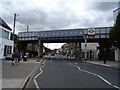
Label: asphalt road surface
xmin=24 ymin=55 xmax=120 ymax=89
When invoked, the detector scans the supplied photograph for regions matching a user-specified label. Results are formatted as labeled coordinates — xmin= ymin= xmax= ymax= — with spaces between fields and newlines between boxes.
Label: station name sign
xmin=37 ymin=29 xmax=84 ymax=38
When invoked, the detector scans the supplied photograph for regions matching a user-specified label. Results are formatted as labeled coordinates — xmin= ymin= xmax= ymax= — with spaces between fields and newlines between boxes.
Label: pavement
xmin=83 ymin=60 xmax=120 ymax=70
xmin=1 ymin=58 xmax=44 ymax=89
xmin=51 ymin=55 xmax=120 ymax=70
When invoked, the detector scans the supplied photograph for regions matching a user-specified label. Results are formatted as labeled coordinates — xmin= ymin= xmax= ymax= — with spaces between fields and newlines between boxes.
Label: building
xmin=61 ymin=43 xmax=99 ymax=60
xmin=113 ymin=6 xmax=120 ymax=22
xmin=0 ymin=17 xmax=14 ymax=59
xmin=113 ymin=1 xmax=120 ymax=61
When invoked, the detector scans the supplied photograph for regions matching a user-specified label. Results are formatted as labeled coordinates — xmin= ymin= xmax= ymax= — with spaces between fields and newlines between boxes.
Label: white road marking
xmin=34 ymin=65 xmax=45 ymax=79
xmin=33 ymin=79 xmax=40 ymax=90
xmin=33 ymin=65 xmax=45 ymax=89
xmin=70 ymin=63 xmax=120 ymax=89
xmin=51 ymin=59 xmax=52 ymax=63
xmin=113 ymin=85 xmax=120 ymax=89
xmin=50 ymin=56 xmax=52 ymax=62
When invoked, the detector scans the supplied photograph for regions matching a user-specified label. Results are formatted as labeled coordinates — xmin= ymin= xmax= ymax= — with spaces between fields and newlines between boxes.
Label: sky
xmin=0 ymin=0 xmax=119 ymax=49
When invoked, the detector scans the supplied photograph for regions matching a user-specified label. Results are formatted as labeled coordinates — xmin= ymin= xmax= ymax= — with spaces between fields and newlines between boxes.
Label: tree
xmin=109 ymin=13 xmax=120 ymax=49
xmin=44 ymin=46 xmax=51 ymax=54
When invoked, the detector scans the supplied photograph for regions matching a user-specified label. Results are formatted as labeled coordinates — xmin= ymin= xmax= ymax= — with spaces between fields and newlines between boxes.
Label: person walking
xmin=12 ymin=49 xmax=20 ymax=66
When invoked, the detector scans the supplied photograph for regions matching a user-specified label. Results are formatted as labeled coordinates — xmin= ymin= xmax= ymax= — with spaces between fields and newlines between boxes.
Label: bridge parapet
xmin=18 ymin=27 xmax=112 ymax=41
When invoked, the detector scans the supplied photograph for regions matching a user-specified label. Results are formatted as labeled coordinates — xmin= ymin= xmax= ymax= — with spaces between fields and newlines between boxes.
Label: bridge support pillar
xmin=38 ymin=40 xmax=43 ymax=58
xmin=75 ymin=43 xmax=77 ymax=60
xmin=79 ymin=43 xmax=81 ymax=60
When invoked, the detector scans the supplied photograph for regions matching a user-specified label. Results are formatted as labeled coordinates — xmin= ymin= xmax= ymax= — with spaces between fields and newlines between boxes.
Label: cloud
xmin=0 ymin=0 xmax=118 ymax=34
xmin=89 ymin=2 xmax=118 ymax=12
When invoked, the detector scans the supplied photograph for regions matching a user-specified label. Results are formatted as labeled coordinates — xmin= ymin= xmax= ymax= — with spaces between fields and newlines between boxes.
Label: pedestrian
xmin=12 ymin=49 xmax=20 ymax=66
xmin=103 ymin=48 xmax=107 ymax=64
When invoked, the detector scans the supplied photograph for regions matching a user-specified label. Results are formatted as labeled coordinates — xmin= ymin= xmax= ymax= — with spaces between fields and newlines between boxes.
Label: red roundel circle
xmin=88 ymin=29 xmax=95 ymax=34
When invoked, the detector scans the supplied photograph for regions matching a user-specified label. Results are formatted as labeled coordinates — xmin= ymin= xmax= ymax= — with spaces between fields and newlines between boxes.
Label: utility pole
xmin=27 ymin=25 xmax=29 ymax=32
xmin=12 ymin=13 xmax=17 ymax=41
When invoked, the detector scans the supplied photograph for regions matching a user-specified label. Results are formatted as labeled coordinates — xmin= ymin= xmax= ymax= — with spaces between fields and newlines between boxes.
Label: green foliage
xmin=109 ymin=13 xmax=120 ymax=49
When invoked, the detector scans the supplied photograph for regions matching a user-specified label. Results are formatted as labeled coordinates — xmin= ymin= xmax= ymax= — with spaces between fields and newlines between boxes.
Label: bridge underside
xmin=39 ymin=37 xmax=109 ymax=43
xmin=19 ymin=37 xmax=111 ymax=59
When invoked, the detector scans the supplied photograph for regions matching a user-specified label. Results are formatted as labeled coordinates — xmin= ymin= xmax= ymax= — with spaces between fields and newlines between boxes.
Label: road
xmin=24 ymin=55 xmax=120 ymax=89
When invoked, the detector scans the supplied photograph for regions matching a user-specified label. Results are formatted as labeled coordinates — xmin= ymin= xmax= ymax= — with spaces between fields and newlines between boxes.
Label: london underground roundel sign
xmin=88 ymin=28 xmax=95 ymax=35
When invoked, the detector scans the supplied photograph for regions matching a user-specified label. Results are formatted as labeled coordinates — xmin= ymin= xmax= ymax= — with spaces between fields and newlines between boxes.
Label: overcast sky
xmin=0 ymin=0 xmax=119 ymax=49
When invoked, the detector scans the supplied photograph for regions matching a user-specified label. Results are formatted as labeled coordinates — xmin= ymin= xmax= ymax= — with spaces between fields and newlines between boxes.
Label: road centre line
xmin=70 ymin=63 xmax=120 ymax=89
xmin=33 ymin=65 xmax=45 ymax=89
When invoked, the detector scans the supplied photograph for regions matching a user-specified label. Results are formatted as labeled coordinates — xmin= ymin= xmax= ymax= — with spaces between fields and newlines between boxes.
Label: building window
xmin=4 ymin=45 xmax=12 ymax=56
xmin=2 ymin=29 xmax=9 ymax=39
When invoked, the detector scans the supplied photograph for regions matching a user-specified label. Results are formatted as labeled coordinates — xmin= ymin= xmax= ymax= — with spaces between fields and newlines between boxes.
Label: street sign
xmin=88 ymin=28 xmax=95 ymax=35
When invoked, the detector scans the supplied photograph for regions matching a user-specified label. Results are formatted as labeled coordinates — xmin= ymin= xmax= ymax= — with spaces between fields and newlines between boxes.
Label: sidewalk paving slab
xmin=1 ymin=58 xmax=44 ymax=89
xmin=82 ymin=60 xmax=120 ymax=70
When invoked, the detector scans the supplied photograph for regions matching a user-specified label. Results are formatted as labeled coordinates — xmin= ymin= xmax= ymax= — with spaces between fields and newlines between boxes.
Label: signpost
xmin=84 ymin=35 xmax=87 ymax=60
xmin=88 ymin=28 xmax=95 ymax=35
xmin=84 ymin=28 xmax=95 ymax=60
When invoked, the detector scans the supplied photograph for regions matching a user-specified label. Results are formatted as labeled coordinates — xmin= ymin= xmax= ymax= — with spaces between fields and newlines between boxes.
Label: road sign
xmin=88 ymin=29 xmax=95 ymax=35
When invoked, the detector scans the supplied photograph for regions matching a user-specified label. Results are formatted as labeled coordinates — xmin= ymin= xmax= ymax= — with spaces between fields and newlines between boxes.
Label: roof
xmin=0 ymin=17 xmax=12 ymax=31
xmin=113 ymin=7 xmax=120 ymax=12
